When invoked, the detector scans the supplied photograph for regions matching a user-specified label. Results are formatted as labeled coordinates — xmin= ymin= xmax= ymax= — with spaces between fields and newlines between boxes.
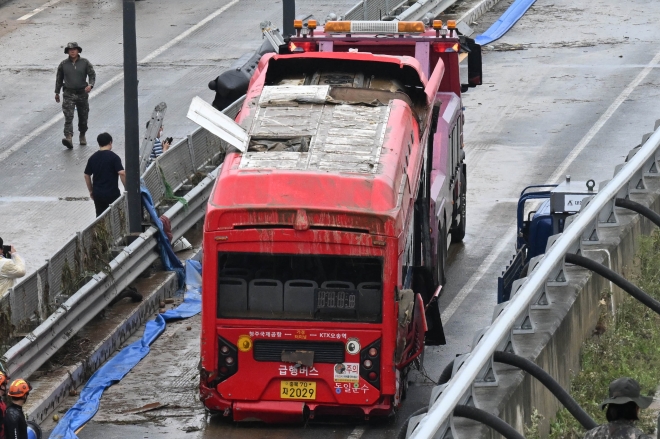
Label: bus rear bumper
xmin=200 ymin=383 xmax=392 ymax=422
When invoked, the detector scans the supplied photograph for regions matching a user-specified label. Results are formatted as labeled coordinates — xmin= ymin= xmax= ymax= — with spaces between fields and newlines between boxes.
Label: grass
xmin=529 ymin=230 xmax=660 ymax=438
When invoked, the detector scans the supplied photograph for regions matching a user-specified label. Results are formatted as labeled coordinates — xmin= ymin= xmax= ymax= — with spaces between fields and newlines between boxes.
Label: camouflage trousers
xmin=62 ymin=89 xmax=89 ymax=136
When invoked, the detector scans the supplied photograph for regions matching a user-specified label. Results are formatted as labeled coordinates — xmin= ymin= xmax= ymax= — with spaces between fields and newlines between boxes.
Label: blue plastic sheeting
xmin=474 ymin=0 xmax=537 ymax=46
xmin=49 ymin=260 xmax=202 ymax=439
xmin=141 ymin=186 xmax=185 ymax=288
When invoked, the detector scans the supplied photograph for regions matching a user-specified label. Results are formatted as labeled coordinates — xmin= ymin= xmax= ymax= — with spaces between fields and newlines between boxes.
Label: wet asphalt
xmin=2 ymin=0 xmax=660 ymax=437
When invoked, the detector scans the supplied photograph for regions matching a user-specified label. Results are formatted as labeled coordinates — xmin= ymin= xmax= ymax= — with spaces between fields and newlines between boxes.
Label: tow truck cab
xmin=498 ymin=177 xmax=597 ymax=303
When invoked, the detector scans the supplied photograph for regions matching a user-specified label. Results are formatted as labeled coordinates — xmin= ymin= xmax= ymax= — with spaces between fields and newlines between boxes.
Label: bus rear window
xmin=216 ymin=252 xmax=382 ymax=322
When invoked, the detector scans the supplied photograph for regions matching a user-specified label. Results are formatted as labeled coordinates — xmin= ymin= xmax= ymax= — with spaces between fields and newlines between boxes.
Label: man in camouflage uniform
xmin=583 ymin=377 xmax=654 ymax=439
xmin=55 ymin=42 xmax=96 ymax=149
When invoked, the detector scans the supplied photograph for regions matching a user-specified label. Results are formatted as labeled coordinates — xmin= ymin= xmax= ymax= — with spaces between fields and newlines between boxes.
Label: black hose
xmin=454 ymin=405 xmax=527 ymax=439
xmin=396 ymin=406 xmax=527 ymax=439
xmin=437 ymin=359 xmax=455 ymax=385
xmin=565 ymin=253 xmax=660 ymax=315
xmin=396 ymin=407 xmax=429 ymax=439
xmin=615 ymin=198 xmax=660 ymax=228
xmin=493 ymin=351 xmax=597 ymax=430
xmin=432 ymin=351 xmax=597 ymax=430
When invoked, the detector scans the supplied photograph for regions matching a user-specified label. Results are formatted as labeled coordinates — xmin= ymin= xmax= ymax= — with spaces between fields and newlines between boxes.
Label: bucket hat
xmin=600 ymin=377 xmax=653 ymax=409
xmin=64 ymin=42 xmax=82 ymax=54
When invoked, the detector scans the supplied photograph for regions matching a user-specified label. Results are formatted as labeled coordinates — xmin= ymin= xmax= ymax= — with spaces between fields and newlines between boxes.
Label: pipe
xmin=434 ymin=351 xmax=597 ymax=430
xmin=615 ymin=197 xmax=660 ymax=228
xmin=454 ymin=405 xmax=527 ymax=439
xmin=397 ymin=405 xmax=527 ymax=439
xmin=493 ymin=351 xmax=597 ymax=430
xmin=564 ymin=253 xmax=660 ymax=315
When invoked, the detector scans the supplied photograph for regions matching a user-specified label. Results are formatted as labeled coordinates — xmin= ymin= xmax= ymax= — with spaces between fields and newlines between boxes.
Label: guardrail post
xmin=187 ymin=133 xmax=196 ymax=171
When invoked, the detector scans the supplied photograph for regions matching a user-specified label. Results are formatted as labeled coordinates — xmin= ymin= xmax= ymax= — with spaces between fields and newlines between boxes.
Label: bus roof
xmin=207 ymin=52 xmax=439 ymax=233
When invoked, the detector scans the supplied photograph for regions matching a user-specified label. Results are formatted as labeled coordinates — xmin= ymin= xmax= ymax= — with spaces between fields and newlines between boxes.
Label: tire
xmin=451 ymin=168 xmax=467 ymax=243
xmin=435 ymin=223 xmax=447 ymax=287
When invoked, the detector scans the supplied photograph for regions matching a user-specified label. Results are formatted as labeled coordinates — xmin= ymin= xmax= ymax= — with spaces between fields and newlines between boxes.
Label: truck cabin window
xmin=217 ymin=252 xmax=382 ymax=322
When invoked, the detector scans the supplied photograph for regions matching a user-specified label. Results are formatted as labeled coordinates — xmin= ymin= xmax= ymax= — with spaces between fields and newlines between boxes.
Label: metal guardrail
xmin=344 ymin=0 xmax=460 ymax=22
xmin=344 ymin=0 xmax=407 ymax=20
xmin=407 ymin=125 xmax=660 ymax=438
xmin=0 ymin=97 xmax=245 ymax=377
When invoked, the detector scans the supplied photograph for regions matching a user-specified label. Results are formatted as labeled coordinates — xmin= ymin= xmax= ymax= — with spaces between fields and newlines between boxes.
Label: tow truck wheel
xmin=451 ymin=167 xmax=467 ymax=243
xmin=435 ymin=223 xmax=447 ymax=286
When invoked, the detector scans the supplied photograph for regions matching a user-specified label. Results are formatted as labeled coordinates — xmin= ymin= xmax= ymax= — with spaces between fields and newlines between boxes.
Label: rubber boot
xmin=79 ymin=133 xmax=87 ymax=146
xmin=62 ymin=134 xmax=73 ymax=149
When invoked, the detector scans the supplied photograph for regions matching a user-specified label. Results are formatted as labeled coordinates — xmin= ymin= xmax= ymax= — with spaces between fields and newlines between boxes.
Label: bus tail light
xmin=360 ymin=339 xmax=381 ymax=390
xmin=217 ymin=336 xmax=238 ymax=384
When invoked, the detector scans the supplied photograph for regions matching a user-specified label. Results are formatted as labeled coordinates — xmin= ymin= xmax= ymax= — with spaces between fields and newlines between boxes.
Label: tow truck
xmin=189 ymin=18 xmax=483 ymax=422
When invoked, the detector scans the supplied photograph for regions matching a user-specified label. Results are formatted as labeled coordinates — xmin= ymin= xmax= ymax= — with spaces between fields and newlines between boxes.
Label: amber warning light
xmin=324 ymin=20 xmax=426 ymax=34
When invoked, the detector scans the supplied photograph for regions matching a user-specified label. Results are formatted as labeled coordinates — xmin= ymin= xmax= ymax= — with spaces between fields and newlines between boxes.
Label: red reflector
xmin=294 ymin=41 xmax=318 ymax=52
xmin=432 ymin=42 xmax=453 ymax=53
xmin=368 ymin=372 xmax=377 ymax=381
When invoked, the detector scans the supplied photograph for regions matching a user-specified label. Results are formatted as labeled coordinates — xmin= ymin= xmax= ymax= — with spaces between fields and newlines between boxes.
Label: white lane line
xmin=0 ymin=0 xmax=240 ymax=163
xmin=347 ymin=425 xmax=366 ymax=439
xmin=441 ymin=48 xmax=660 ymax=324
xmin=17 ymin=0 xmax=63 ymax=21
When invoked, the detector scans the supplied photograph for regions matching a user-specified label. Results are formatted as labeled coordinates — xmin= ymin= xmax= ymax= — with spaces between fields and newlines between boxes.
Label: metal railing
xmin=408 ymin=125 xmax=660 ymax=438
xmin=344 ymin=0 xmax=460 ymax=21
xmin=0 ymin=97 xmax=245 ymax=367
xmin=344 ymin=0 xmax=407 ymax=20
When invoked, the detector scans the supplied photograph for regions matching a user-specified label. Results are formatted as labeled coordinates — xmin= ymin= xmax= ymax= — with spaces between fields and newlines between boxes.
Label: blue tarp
xmin=49 ymin=260 xmax=202 ymax=439
xmin=474 ymin=0 xmax=537 ymax=46
xmin=141 ymin=186 xmax=185 ymax=288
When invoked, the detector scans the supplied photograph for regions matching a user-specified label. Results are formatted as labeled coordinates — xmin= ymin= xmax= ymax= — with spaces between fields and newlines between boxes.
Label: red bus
xmin=198 ymin=20 xmax=482 ymax=422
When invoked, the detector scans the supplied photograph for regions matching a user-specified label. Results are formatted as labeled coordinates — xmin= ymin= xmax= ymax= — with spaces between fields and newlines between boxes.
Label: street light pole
xmin=123 ymin=0 xmax=142 ymax=235
xmin=282 ymin=0 xmax=295 ymax=37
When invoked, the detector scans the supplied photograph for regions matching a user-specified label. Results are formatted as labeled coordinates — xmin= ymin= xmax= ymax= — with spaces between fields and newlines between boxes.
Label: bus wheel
xmin=435 ymin=223 xmax=447 ymax=286
xmin=451 ymin=169 xmax=467 ymax=243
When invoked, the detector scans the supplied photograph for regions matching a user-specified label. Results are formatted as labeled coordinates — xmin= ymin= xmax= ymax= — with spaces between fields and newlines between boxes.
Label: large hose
xmin=615 ymin=198 xmax=660 ymax=228
xmin=430 ymin=351 xmax=597 ymax=430
xmin=493 ymin=351 xmax=597 ymax=430
xmin=564 ymin=253 xmax=660 ymax=315
xmin=396 ymin=405 xmax=527 ymax=439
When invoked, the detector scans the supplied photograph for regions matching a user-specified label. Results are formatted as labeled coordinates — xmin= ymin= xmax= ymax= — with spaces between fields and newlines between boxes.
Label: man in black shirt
xmin=84 ymin=132 xmax=126 ymax=217
xmin=4 ymin=378 xmax=31 ymax=439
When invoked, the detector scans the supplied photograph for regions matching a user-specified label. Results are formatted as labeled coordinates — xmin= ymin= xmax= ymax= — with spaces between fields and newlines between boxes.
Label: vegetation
xmin=528 ymin=230 xmax=660 ymax=438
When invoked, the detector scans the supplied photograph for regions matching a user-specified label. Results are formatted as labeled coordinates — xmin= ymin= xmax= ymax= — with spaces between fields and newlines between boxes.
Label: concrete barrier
xmin=454 ymin=180 xmax=660 ymax=437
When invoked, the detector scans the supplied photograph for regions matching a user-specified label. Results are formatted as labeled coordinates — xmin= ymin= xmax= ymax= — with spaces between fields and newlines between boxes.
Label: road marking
xmin=17 ymin=0 xmax=63 ymax=21
xmin=347 ymin=425 xmax=366 ymax=439
xmin=442 ymin=48 xmax=660 ymax=324
xmin=0 ymin=0 xmax=240 ymax=163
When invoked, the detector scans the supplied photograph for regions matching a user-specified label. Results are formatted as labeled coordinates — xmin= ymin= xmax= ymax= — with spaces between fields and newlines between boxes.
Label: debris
xmin=186 ymin=326 xmax=192 ymax=331
xmin=165 ymin=298 xmax=175 ymax=304
xmin=121 ymin=402 xmax=168 ymax=414
xmin=69 ymin=389 xmax=78 ymax=397
xmin=159 ymin=301 xmax=166 ymax=308
xmin=53 ymin=414 xmax=60 ymax=422
xmin=159 ymin=308 xmax=166 ymax=314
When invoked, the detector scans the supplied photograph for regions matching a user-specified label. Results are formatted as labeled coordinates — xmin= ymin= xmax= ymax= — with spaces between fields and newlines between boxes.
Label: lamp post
xmin=123 ymin=0 xmax=142 ymax=235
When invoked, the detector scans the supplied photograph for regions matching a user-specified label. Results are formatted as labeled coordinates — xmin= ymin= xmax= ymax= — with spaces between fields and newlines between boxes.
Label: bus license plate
xmin=280 ymin=381 xmax=316 ymax=400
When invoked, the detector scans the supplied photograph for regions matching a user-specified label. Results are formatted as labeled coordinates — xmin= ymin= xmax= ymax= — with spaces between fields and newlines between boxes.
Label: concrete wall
xmin=454 ymin=180 xmax=660 ymax=438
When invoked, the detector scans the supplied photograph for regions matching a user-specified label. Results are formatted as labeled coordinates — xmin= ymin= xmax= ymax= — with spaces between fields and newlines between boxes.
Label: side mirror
xmin=459 ymin=36 xmax=483 ymax=91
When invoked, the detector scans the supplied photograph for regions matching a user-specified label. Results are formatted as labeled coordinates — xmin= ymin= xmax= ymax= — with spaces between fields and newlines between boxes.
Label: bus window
xmin=216 ymin=252 xmax=383 ymax=322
